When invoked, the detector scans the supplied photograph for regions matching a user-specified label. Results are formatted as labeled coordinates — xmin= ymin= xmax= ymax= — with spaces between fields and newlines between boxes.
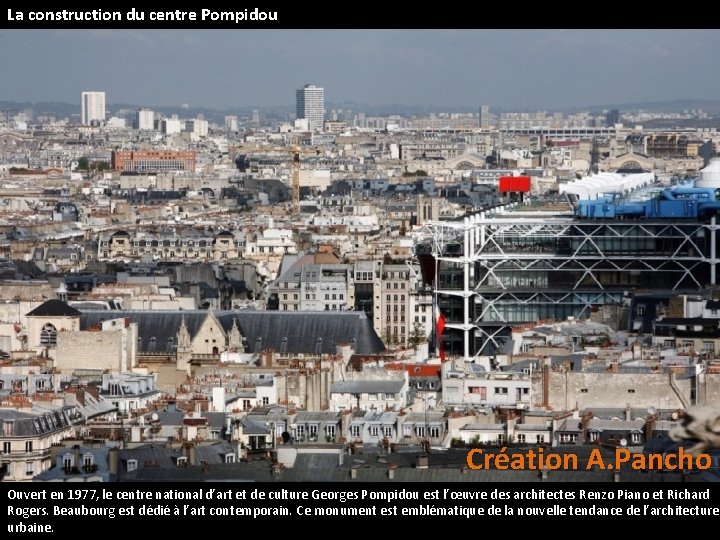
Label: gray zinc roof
xmin=330 ymin=380 xmax=404 ymax=395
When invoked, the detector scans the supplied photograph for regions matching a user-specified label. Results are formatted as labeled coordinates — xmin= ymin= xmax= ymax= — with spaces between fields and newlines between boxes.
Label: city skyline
xmin=1 ymin=29 xmax=719 ymax=110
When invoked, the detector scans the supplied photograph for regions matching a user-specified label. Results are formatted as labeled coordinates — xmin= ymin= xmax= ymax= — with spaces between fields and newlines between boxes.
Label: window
xmin=262 ymin=397 xmax=269 ymax=406
xmin=40 ymin=323 xmax=57 ymax=346
xmin=325 ymin=425 xmax=335 ymax=439
xmin=469 ymin=386 xmax=487 ymax=400
xmin=384 ymin=393 xmax=395 ymax=400
xmin=429 ymin=426 xmax=440 ymax=438
xmin=2 ymin=442 xmax=10 ymax=454
xmin=308 ymin=424 xmax=318 ymax=438
xmin=703 ymin=341 xmax=715 ymax=353
xmin=663 ymin=340 xmax=675 ymax=348
xmin=225 ymin=453 xmax=236 ymax=463
xmin=494 ymin=387 xmax=508 ymax=395
xmin=589 ymin=432 xmax=599 ymax=443
xmin=627 ymin=389 xmax=635 ymax=393
xmin=636 ymin=305 xmax=645 ymax=316
xmin=370 ymin=425 xmax=379 ymax=437
xmin=559 ymin=433 xmax=578 ymax=444
xmin=63 ymin=454 xmax=73 ymax=468
xmin=383 ymin=426 xmax=393 ymax=438
xmin=25 ymin=441 xmax=33 ymax=453
xmin=350 ymin=425 xmax=360 ymax=438
xmin=415 ymin=426 xmax=426 ymax=438
xmin=580 ymin=388 xmax=589 ymax=393
xmin=536 ymin=434 xmax=545 ymax=444
xmin=127 ymin=459 xmax=138 ymax=472
xmin=25 ymin=462 xmax=34 ymax=476
xmin=517 ymin=434 xmax=526 ymax=443
xmin=83 ymin=454 xmax=93 ymax=467
xmin=631 ymin=432 xmax=641 ymax=444
xmin=368 ymin=393 xmax=378 ymax=401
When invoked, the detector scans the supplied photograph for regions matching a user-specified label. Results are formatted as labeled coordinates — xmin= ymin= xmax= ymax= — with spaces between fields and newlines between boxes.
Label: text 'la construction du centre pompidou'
xmin=414 ymin=158 xmax=720 ymax=359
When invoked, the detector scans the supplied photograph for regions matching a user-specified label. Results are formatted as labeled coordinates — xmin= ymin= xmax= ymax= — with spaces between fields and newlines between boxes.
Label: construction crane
xmin=229 ymin=141 xmax=321 ymax=214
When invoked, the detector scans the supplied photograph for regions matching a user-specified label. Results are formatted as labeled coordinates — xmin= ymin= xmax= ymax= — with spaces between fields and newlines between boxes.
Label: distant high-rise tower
xmin=606 ymin=109 xmax=620 ymax=127
xmin=81 ymin=91 xmax=106 ymax=125
xmin=296 ymin=84 xmax=325 ymax=131
xmin=479 ymin=105 xmax=490 ymax=128
xmin=135 ymin=108 xmax=154 ymax=130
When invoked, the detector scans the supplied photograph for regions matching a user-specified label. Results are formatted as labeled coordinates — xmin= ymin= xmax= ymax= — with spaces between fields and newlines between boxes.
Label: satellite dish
xmin=647 ymin=406 xmax=657 ymax=416
xmin=620 ymin=438 xmax=628 ymax=447
xmin=151 ymin=413 xmax=159 ymax=421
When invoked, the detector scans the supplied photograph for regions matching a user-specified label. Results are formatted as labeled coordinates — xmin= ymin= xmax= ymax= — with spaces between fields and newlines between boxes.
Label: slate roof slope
xmin=219 ymin=310 xmax=384 ymax=355
xmin=79 ymin=309 xmax=385 ymax=355
xmin=27 ymin=299 xmax=81 ymax=317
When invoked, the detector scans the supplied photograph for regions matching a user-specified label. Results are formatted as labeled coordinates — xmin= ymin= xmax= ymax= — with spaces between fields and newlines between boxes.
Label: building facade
xmin=135 ymin=108 xmax=154 ymax=130
xmin=296 ymin=84 xmax=325 ymax=132
xmin=417 ymin=185 xmax=720 ymax=357
xmin=111 ymin=150 xmax=196 ymax=173
xmin=80 ymin=91 xmax=106 ymax=125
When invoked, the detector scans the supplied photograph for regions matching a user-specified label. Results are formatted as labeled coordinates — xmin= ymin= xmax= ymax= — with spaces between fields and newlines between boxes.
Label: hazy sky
xmin=2 ymin=29 xmax=719 ymax=110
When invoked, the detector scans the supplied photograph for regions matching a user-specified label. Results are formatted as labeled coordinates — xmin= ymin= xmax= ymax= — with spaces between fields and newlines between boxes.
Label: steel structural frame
xmin=418 ymin=212 xmax=719 ymax=358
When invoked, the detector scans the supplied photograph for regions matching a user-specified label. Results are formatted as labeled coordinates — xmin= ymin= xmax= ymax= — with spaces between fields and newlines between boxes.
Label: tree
xmin=402 ymin=169 xmax=428 ymax=177
xmin=76 ymin=157 xmax=89 ymax=170
xmin=382 ymin=327 xmax=398 ymax=348
xmin=90 ymin=160 xmax=110 ymax=171
xmin=408 ymin=321 xmax=425 ymax=350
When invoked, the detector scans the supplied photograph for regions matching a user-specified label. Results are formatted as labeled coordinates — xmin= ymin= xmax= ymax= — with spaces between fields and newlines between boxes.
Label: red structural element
xmin=498 ymin=176 xmax=531 ymax=193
